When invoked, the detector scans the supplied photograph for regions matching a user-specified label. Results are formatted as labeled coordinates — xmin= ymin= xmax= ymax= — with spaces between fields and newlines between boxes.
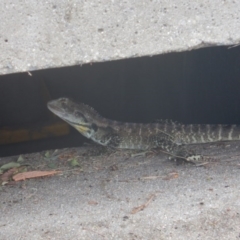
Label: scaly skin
xmin=47 ymin=98 xmax=240 ymax=163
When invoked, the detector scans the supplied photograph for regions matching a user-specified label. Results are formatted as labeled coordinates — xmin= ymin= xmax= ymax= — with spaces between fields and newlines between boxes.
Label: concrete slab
xmin=1 ymin=0 xmax=240 ymax=75
xmin=1 ymin=142 xmax=240 ymax=239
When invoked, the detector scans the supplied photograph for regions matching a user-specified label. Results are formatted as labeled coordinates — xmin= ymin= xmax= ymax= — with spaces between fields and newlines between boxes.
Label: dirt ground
xmin=1 ymin=142 xmax=240 ymax=240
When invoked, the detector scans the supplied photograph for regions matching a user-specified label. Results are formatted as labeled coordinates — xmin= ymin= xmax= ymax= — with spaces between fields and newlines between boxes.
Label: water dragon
xmin=47 ymin=98 xmax=240 ymax=163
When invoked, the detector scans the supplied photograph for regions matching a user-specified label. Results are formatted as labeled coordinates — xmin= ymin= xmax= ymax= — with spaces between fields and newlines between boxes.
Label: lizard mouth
xmin=47 ymin=101 xmax=62 ymax=114
xmin=74 ymin=124 xmax=90 ymax=134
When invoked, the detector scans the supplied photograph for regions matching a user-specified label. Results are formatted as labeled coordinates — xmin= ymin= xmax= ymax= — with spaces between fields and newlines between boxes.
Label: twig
xmin=131 ymin=194 xmax=155 ymax=214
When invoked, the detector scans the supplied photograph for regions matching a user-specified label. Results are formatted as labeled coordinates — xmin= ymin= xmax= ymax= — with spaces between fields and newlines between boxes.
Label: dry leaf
xmin=45 ymin=151 xmax=51 ymax=158
xmin=1 ymin=168 xmax=18 ymax=182
xmin=0 ymin=162 xmax=20 ymax=171
xmin=13 ymin=170 xmax=61 ymax=181
xmin=69 ymin=158 xmax=80 ymax=167
xmin=17 ymin=155 xmax=25 ymax=163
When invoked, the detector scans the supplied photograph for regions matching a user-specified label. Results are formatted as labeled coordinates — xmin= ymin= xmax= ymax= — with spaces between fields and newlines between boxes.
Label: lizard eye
xmin=75 ymin=111 xmax=83 ymax=117
xmin=61 ymin=102 xmax=66 ymax=108
xmin=59 ymin=99 xmax=67 ymax=108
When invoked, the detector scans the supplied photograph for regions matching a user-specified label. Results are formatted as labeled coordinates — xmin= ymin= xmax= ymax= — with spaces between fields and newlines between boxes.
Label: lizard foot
xmin=186 ymin=154 xmax=203 ymax=162
xmin=186 ymin=155 xmax=217 ymax=166
xmin=168 ymin=149 xmax=202 ymax=165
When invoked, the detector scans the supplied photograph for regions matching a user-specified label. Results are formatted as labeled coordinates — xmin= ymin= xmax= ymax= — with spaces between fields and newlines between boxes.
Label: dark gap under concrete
xmin=0 ymin=46 xmax=240 ymax=157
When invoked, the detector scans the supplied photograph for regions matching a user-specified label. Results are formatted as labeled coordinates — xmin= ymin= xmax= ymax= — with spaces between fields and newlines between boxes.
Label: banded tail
xmin=174 ymin=124 xmax=240 ymax=144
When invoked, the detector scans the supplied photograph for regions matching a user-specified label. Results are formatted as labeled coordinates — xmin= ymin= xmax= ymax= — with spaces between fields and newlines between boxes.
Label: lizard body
xmin=47 ymin=98 xmax=240 ymax=162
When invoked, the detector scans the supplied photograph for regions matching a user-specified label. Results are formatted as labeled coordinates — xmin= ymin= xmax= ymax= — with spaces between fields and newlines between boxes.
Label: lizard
xmin=47 ymin=98 xmax=240 ymax=163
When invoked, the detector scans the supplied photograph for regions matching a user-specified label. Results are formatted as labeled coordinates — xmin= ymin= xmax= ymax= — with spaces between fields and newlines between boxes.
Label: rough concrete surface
xmin=1 ymin=0 xmax=240 ymax=75
xmin=1 ymin=142 xmax=240 ymax=239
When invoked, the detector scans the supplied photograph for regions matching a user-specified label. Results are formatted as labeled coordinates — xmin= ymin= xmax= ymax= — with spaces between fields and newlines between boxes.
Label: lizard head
xmin=47 ymin=98 xmax=99 ymax=138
